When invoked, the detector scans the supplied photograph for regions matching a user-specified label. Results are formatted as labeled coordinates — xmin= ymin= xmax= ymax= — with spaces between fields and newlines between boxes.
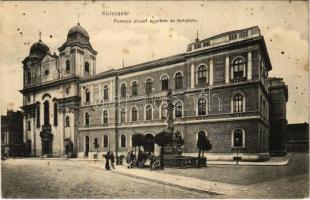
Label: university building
xmin=21 ymin=24 xmax=288 ymax=161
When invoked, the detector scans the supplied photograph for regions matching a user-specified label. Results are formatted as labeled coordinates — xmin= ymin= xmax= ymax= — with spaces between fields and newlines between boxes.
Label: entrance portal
xmin=144 ymin=134 xmax=155 ymax=153
xmin=85 ymin=136 xmax=89 ymax=157
xmin=42 ymin=139 xmax=52 ymax=155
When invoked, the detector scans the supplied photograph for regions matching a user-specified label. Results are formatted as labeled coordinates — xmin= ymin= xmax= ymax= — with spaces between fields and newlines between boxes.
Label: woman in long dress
xmin=105 ymin=151 xmax=111 ymax=170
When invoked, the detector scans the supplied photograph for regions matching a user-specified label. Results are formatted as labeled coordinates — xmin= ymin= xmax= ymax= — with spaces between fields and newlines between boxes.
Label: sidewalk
xmin=20 ymin=153 xmax=292 ymax=166
xmin=207 ymin=153 xmax=292 ymax=166
xmin=89 ymin=162 xmax=243 ymax=196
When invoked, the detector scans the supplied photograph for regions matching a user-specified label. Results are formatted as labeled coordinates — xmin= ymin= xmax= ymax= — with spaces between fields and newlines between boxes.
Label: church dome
xmin=29 ymin=39 xmax=50 ymax=59
xmin=68 ymin=23 xmax=89 ymax=38
xmin=58 ymin=23 xmax=97 ymax=55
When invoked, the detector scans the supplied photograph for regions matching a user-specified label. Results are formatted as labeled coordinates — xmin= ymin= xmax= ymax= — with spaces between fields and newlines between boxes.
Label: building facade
xmin=268 ymin=77 xmax=288 ymax=156
xmin=21 ymin=24 xmax=286 ymax=161
xmin=286 ymin=123 xmax=309 ymax=152
xmin=1 ymin=110 xmax=24 ymax=157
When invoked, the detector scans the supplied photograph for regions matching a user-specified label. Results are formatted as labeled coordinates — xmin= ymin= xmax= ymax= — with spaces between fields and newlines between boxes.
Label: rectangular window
xmin=229 ymin=34 xmax=237 ymax=40
xmin=239 ymin=31 xmax=248 ymax=38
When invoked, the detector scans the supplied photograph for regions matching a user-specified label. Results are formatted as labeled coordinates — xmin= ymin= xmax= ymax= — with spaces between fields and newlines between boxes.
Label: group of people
xmin=126 ymin=150 xmax=157 ymax=168
xmin=104 ymin=151 xmax=115 ymax=170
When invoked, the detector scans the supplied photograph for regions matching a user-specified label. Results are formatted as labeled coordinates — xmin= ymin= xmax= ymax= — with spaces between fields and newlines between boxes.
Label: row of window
xmin=83 ymin=93 xmax=245 ymax=125
xmin=65 ymin=60 xmax=90 ymax=75
xmin=84 ymin=128 xmax=248 ymax=150
xmin=83 ymin=57 xmax=248 ymax=104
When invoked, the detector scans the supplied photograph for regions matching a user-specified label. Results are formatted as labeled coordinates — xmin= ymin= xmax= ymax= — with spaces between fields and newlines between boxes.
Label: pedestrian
xmin=130 ymin=151 xmax=135 ymax=168
xmin=110 ymin=152 xmax=115 ymax=169
xmin=149 ymin=152 xmax=156 ymax=166
xmin=137 ymin=150 xmax=143 ymax=168
xmin=105 ymin=151 xmax=111 ymax=170
xmin=4 ymin=146 xmax=9 ymax=159
xmin=126 ymin=152 xmax=131 ymax=168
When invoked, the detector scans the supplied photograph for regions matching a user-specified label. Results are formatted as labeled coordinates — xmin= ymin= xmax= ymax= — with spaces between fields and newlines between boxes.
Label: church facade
xmin=21 ymin=24 xmax=286 ymax=161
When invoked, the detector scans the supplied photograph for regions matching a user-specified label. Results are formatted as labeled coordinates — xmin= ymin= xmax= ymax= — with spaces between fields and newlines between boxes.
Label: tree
xmin=197 ymin=131 xmax=212 ymax=167
xmin=132 ymin=133 xmax=145 ymax=159
xmin=155 ymin=130 xmax=173 ymax=169
xmin=202 ymin=137 xmax=212 ymax=157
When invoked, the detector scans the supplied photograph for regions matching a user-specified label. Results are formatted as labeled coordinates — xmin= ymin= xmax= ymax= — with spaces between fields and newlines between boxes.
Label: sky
xmin=0 ymin=1 xmax=308 ymax=123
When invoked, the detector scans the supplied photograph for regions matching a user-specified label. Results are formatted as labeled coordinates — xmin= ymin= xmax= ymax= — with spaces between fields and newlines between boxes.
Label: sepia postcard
xmin=0 ymin=0 xmax=309 ymax=199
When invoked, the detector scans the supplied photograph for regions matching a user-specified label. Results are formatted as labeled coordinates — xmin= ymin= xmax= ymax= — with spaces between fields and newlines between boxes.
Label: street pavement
xmin=1 ymin=159 xmax=214 ymax=198
xmin=1 ymin=153 xmax=309 ymax=198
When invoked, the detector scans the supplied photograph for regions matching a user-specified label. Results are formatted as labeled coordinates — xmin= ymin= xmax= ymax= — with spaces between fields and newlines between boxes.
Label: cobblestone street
xmin=1 ymin=159 xmax=213 ymax=198
xmin=1 ymin=153 xmax=309 ymax=198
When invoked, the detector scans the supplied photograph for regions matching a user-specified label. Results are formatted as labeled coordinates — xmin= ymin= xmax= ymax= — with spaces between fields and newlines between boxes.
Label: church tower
xmin=21 ymin=23 xmax=97 ymax=157
xmin=58 ymin=23 xmax=97 ymax=77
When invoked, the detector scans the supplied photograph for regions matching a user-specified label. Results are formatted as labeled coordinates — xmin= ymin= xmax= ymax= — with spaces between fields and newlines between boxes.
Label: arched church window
xmin=85 ymin=89 xmax=90 ymax=103
xmin=36 ymin=104 xmax=40 ymax=128
xmin=54 ymin=103 xmax=58 ymax=126
xmin=65 ymin=116 xmax=70 ymax=127
xmin=27 ymin=71 xmax=31 ymax=84
xmin=66 ymin=60 xmax=70 ymax=73
xmin=84 ymin=62 xmax=90 ymax=76
xmin=44 ymin=101 xmax=50 ymax=125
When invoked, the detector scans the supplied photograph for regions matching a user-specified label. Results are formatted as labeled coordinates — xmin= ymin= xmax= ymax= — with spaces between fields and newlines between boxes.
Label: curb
xmin=89 ymin=163 xmax=222 ymax=196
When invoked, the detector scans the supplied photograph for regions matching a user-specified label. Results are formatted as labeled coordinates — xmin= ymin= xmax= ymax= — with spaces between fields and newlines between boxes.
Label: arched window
xmin=231 ymin=58 xmax=246 ymax=82
xmin=233 ymin=94 xmax=244 ymax=113
xmin=36 ymin=104 xmax=40 ymax=128
xmin=66 ymin=60 xmax=70 ymax=73
xmin=145 ymin=105 xmax=152 ymax=120
xmin=175 ymin=72 xmax=183 ymax=89
xmin=161 ymin=103 xmax=168 ymax=119
xmin=43 ymin=101 xmax=50 ymax=125
xmin=120 ymin=134 xmax=126 ymax=148
xmin=54 ymin=103 xmax=58 ymax=126
xmin=85 ymin=112 xmax=90 ymax=126
xmin=175 ymin=101 xmax=183 ymax=118
xmin=132 ymin=81 xmax=138 ymax=96
xmin=84 ymin=62 xmax=90 ymax=76
xmin=103 ymin=110 xmax=108 ymax=124
xmin=65 ymin=116 xmax=70 ymax=127
xmin=120 ymin=108 xmax=126 ymax=123
xmin=27 ymin=71 xmax=31 ymax=84
xmin=146 ymin=78 xmax=153 ymax=95
xmin=198 ymin=98 xmax=207 ymax=115
xmin=232 ymin=129 xmax=245 ymax=148
xmin=131 ymin=107 xmax=137 ymax=122
xmin=85 ymin=89 xmax=90 ymax=103
xmin=103 ymin=85 xmax=109 ymax=100
xmin=103 ymin=135 xmax=109 ymax=148
xmin=161 ymin=75 xmax=169 ymax=91
xmin=198 ymin=65 xmax=208 ymax=86
xmin=121 ymin=83 xmax=126 ymax=98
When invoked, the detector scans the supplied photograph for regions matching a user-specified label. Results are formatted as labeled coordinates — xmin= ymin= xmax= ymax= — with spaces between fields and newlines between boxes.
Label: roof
xmin=58 ymin=23 xmax=97 ymax=55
